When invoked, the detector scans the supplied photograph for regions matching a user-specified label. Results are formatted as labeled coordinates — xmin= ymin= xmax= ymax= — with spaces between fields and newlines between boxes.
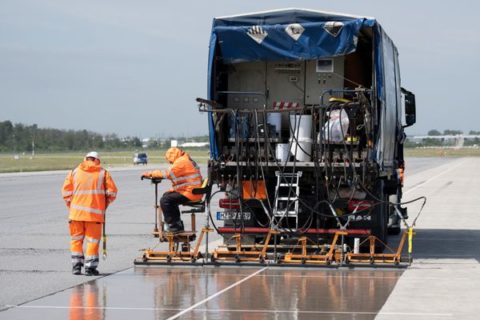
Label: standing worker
xmin=142 ymin=147 xmax=202 ymax=232
xmin=62 ymin=151 xmax=118 ymax=276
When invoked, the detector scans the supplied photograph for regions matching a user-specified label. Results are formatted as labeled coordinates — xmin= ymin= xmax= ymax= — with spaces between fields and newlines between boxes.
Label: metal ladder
xmin=273 ymin=171 xmax=302 ymax=228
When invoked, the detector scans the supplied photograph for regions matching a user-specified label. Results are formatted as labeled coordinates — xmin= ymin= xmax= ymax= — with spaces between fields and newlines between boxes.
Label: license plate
xmin=216 ymin=211 xmax=251 ymax=220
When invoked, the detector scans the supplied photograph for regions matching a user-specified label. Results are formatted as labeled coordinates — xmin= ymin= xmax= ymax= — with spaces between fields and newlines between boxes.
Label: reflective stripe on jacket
xmin=62 ymin=160 xmax=118 ymax=222
xmin=150 ymin=150 xmax=202 ymax=201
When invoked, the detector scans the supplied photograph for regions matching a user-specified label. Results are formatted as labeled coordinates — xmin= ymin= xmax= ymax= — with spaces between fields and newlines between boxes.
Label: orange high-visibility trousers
xmin=69 ymin=220 xmax=102 ymax=268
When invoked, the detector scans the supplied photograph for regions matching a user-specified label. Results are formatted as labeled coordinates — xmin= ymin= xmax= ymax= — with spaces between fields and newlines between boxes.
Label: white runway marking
xmin=256 ymin=274 xmax=401 ymax=279
xmin=165 ymin=266 xmax=268 ymax=320
xmin=9 ymin=305 xmax=453 ymax=317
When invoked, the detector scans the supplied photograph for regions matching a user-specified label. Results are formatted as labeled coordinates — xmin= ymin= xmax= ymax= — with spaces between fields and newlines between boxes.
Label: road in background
xmin=1 ymin=157 xmax=479 ymax=319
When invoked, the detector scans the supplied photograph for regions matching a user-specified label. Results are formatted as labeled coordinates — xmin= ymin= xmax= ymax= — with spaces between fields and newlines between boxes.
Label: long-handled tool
xmin=141 ymin=176 xmax=163 ymax=237
xmin=154 ymin=179 xmax=159 ymax=234
xmin=102 ymin=218 xmax=107 ymax=260
xmin=103 ymin=175 xmax=108 ymax=260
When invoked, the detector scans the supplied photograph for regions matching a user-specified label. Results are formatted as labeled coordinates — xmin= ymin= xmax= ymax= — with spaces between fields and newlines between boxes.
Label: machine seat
xmin=181 ymin=179 xmax=210 ymax=214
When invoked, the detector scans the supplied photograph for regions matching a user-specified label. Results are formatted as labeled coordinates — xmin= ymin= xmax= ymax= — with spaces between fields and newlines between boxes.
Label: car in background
xmin=133 ymin=152 xmax=148 ymax=165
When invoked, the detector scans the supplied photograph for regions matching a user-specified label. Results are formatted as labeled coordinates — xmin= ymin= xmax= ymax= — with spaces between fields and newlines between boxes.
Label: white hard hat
xmin=85 ymin=151 xmax=100 ymax=161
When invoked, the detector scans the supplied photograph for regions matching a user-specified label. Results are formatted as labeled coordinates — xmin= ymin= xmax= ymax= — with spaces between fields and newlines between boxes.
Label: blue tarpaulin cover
xmin=211 ymin=9 xmax=376 ymax=63
xmin=207 ymin=9 xmax=399 ymax=167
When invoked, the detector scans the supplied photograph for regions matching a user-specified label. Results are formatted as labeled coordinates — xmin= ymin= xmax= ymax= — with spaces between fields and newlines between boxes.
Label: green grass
xmin=405 ymin=147 xmax=480 ymax=157
xmin=0 ymin=149 xmax=210 ymax=173
xmin=2 ymin=147 xmax=478 ymax=173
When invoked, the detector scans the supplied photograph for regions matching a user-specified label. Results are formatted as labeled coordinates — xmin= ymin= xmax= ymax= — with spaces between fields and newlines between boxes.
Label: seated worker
xmin=142 ymin=147 xmax=203 ymax=232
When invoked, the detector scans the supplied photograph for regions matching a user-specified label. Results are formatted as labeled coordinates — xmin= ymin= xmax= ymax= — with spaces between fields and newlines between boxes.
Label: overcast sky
xmin=1 ymin=0 xmax=479 ymax=137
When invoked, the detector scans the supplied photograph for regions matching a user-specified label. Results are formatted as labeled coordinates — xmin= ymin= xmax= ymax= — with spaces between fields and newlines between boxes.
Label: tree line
xmin=405 ymin=129 xmax=480 ymax=147
xmin=0 ymin=120 xmax=142 ymax=152
xmin=427 ymin=129 xmax=480 ymax=136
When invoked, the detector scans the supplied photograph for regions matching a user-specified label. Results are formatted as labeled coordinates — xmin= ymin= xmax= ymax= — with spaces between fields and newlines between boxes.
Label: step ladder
xmin=273 ymin=171 xmax=302 ymax=228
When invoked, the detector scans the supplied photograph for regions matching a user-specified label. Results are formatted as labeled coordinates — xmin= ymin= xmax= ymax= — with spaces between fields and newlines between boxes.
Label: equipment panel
xmin=227 ymin=61 xmax=266 ymax=109
xmin=305 ymin=57 xmax=345 ymax=105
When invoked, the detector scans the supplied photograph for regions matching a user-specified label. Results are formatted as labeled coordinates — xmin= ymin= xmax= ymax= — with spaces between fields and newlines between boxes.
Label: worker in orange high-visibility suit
xmin=62 ymin=151 xmax=118 ymax=276
xmin=142 ymin=147 xmax=202 ymax=232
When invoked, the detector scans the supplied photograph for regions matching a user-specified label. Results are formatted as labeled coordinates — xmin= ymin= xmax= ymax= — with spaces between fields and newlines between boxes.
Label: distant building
xmin=180 ymin=142 xmax=209 ymax=148
xmin=407 ymin=134 xmax=480 ymax=148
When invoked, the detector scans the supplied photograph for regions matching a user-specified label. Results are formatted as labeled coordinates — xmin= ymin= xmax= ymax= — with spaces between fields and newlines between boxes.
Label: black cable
xmin=356 ymin=179 xmax=427 ymax=207
xmin=233 ymin=109 xmax=245 ymax=233
xmin=215 ymin=89 xmax=419 ymax=240
xmin=206 ymin=189 xmax=226 ymax=234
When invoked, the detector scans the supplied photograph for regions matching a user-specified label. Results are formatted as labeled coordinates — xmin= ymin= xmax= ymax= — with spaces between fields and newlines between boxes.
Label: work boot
xmin=85 ymin=267 xmax=100 ymax=276
xmin=167 ymin=221 xmax=184 ymax=233
xmin=72 ymin=263 xmax=82 ymax=275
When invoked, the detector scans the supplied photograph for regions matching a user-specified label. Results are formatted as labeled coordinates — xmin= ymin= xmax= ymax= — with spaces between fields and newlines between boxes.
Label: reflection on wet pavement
xmin=69 ymin=282 xmax=103 ymax=320
xmin=0 ymin=267 xmax=402 ymax=320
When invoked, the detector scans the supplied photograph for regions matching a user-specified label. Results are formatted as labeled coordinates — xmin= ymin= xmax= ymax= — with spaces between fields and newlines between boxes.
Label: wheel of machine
xmin=273 ymin=254 xmax=280 ymax=264
xmin=181 ymin=243 xmax=190 ymax=252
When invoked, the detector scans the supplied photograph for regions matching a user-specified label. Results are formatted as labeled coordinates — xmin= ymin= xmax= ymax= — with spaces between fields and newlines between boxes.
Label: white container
xmin=289 ymin=114 xmax=312 ymax=140
xmin=275 ymin=143 xmax=290 ymax=162
xmin=354 ymin=238 xmax=360 ymax=254
xmin=267 ymin=113 xmax=282 ymax=138
xmin=290 ymin=137 xmax=312 ymax=162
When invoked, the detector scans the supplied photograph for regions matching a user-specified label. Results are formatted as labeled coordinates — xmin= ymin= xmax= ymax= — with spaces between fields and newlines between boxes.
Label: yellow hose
xmin=408 ymin=227 xmax=414 ymax=254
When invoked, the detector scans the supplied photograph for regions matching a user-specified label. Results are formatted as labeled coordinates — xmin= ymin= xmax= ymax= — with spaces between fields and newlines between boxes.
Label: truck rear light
xmin=348 ymin=200 xmax=373 ymax=212
xmin=398 ymin=167 xmax=405 ymax=186
xmin=219 ymin=198 xmax=240 ymax=209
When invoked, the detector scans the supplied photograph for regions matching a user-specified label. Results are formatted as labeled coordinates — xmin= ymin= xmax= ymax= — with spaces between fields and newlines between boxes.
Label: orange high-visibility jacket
xmin=148 ymin=148 xmax=203 ymax=201
xmin=62 ymin=160 xmax=118 ymax=222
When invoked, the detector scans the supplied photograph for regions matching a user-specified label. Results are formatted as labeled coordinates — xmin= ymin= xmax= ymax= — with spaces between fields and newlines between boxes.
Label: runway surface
xmin=0 ymin=157 xmax=479 ymax=319
xmin=1 ymin=268 xmax=402 ymax=320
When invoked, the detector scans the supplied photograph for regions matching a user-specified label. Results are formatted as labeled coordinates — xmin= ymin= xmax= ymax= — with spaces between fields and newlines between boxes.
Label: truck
xmin=199 ymin=8 xmax=416 ymax=256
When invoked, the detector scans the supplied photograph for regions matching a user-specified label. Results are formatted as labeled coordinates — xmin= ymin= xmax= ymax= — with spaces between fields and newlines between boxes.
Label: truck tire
xmin=369 ymin=180 xmax=388 ymax=252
